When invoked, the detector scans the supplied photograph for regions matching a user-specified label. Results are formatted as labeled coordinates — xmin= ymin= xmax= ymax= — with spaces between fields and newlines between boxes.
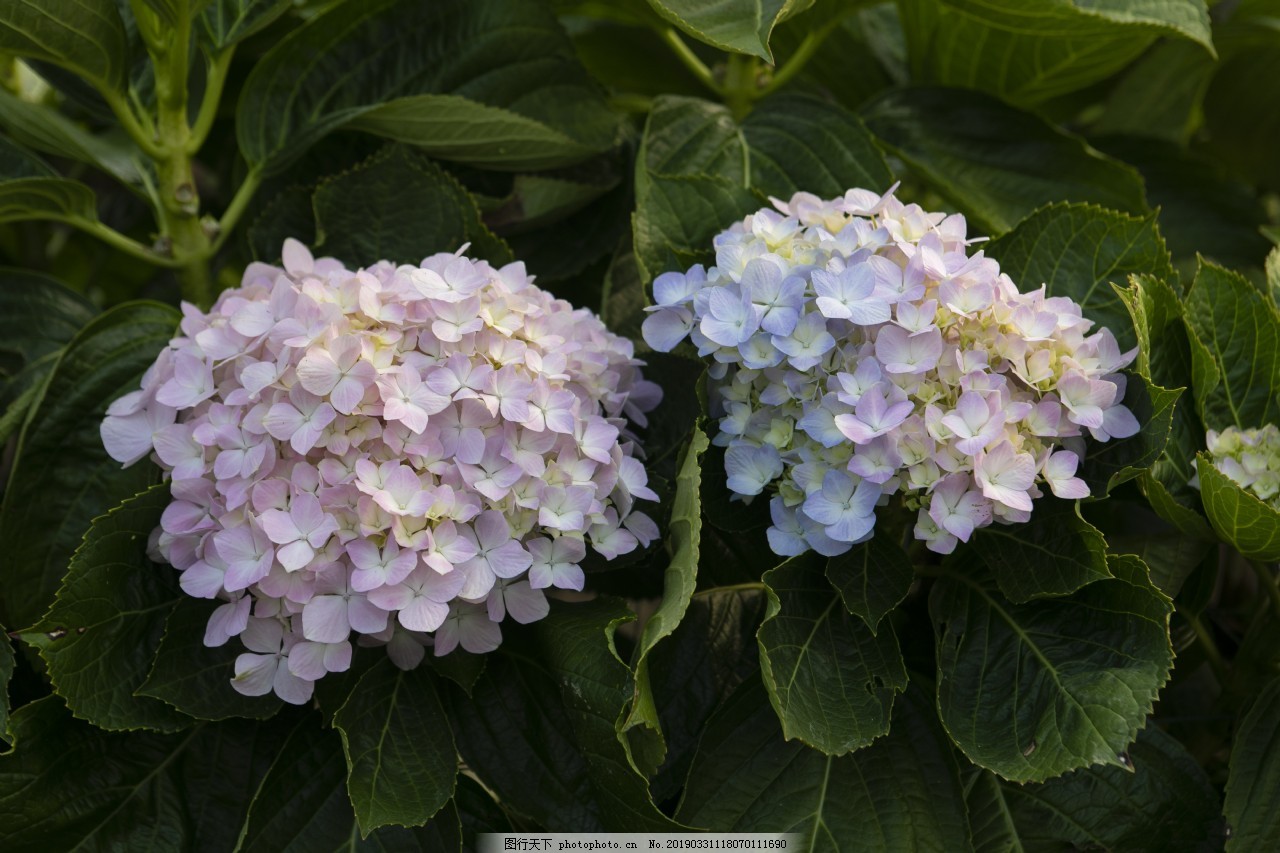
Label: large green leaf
xmin=0 ymin=89 xmax=143 ymax=187
xmin=932 ymin=553 xmax=1173 ymax=782
xmin=757 ymin=554 xmax=907 ymax=755
xmin=740 ymin=91 xmax=893 ymax=200
xmin=632 ymin=93 xmax=892 ymax=283
xmin=312 ymin=145 xmax=511 ymax=268
xmin=332 ymin=658 xmax=457 ymax=834
xmin=1185 ymin=258 xmax=1280 ymax=432
xmin=632 ymin=96 xmax=758 ymax=283
xmin=446 ymin=651 xmax=604 ymax=830
xmin=1090 ymin=135 xmax=1272 ymax=271
xmin=236 ymin=711 xmax=456 ymax=852
xmin=0 ymin=697 xmax=282 ymax=853
xmin=861 ymin=88 xmax=1147 ymax=235
xmin=1116 ymin=273 xmax=1211 ymax=537
xmin=984 ymin=203 xmax=1173 ymax=351
xmin=0 ymin=300 xmax=177 ymax=631
xmin=643 ymin=0 xmax=811 ymax=60
xmin=677 ymin=677 xmax=973 ymax=851
xmin=21 ymin=484 xmax=188 ymax=732
xmin=0 ymin=0 xmax=130 ymax=92
xmin=1204 ymin=39 xmax=1280 ymax=190
xmin=200 ymin=0 xmax=292 ymax=49
xmin=1078 ymin=374 xmax=1180 ymax=497
xmin=237 ymin=0 xmax=618 ymax=174
xmin=138 ymin=597 xmax=282 ymax=722
xmin=970 ymin=500 xmax=1111 ymax=603
xmin=1093 ymin=40 xmax=1216 ymax=144
xmin=898 ymin=0 xmax=1212 ymax=106
xmin=1196 ymin=452 xmax=1280 ymax=562
xmin=994 ymin=725 xmax=1223 ymax=850
xmin=621 ymin=428 xmax=707 ymax=771
xmin=646 ymin=588 xmax=769 ymax=802
xmin=0 ymin=135 xmax=97 ymax=225
xmin=530 ymin=599 xmax=683 ymax=830
xmin=824 ymin=533 xmax=914 ymax=633
xmin=0 ymin=267 xmax=95 ymax=372
xmin=1224 ymin=675 xmax=1280 ymax=850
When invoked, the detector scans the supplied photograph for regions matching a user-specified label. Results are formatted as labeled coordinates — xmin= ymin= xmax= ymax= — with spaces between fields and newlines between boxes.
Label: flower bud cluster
xmin=102 ymin=240 xmax=660 ymax=703
xmin=641 ymin=187 xmax=1138 ymax=557
xmin=1192 ymin=425 xmax=1280 ymax=508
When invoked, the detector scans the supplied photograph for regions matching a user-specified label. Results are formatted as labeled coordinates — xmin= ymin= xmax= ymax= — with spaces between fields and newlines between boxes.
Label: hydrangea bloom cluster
xmin=1192 ymin=425 xmax=1280 ymax=508
xmin=101 ymin=240 xmax=660 ymax=703
xmin=642 ymin=187 xmax=1139 ymax=557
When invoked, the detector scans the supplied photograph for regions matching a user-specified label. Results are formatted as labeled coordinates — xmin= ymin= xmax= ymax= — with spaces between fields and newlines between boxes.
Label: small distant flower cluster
xmin=102 ymin=240 xmax=660 ymax=703
xmin=642 ymin=187 xmax=1139 ymax=557
xmin=1192 ymin=425 xmax=1280 ymax=508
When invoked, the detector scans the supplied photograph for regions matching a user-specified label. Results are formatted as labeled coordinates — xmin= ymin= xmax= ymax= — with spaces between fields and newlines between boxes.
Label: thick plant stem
xmin=151 ymin=13 xmax=214 ymax=306
xmin=723 ymin=54 xmax=759 ymax=120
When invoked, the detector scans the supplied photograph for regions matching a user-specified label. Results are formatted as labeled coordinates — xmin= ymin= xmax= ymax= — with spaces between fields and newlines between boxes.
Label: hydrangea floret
xmin=1191 ymin=425 xmax=1280 ymax=508
xmin=641 ymin=186 xmax=1139 ymax=558
xmin=101 ymin=240 xmax=661 ymax=703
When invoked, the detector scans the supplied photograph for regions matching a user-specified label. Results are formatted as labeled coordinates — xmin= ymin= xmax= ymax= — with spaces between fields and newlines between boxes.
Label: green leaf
xmin=1224 ymin=675 xmax=1280 ymax=851
xmin=0 ymin=300 xmax=178 ymax=631
xmin=1185 ymin=257 xmax=1280 ymax=432
xmin=677 ymin=676 xmax=974 ymax=851
xmin=530 ymin=599 xmax=684 ymax=830
xmin=0 ymin=89 xmax=143 ymax=187
xmin=1078 ymin=374 xmax=1180 ymax=497
xmin=1090 ymin=135 xmax=1272 ymax=271
xmin=861 ymin=88 xmax=1148 ymax=235
xmin=0 ymin=137 xmax=97 ymax=225
xmin=332 ymin=658 xmax=457 ymax=834
xmin=0 ymin=0 xmax=130 ymax=91
xmin=0 ymin=624 xmax=12 ymax=745
xmin=824 ymin=533 xmax=914 ymax=633
xmin=898 ymin=0 xmax=1213 ymax=106
xmin=1196 ymin=452 xmax=1280 ymax=562
xmin=21 ymin=484 xmax=188 ymax=732
xmin=424 ymin=650 xmax=486 ymax=697
xmin=757 ymin=554 xmax=908 ymax=755
xmin=992 ymin=725 xmax=1225 ymax=851
xmin=632 ymin=96 xmax=757 ymax=283
xmin=0 ymin=697 xmax=282 ymax=852
xmin=137 ymin=597 xmax=282 ymax=721
xmin=0 ymin=267 xmax=95 ymax=370
xmin=1269 ymin=247 xmax=1280 ymax=310
xmin=481 ymin=173 xmax=619 ymax=235
xmin=632 ymin=93 xmax=895 ymax=284
xmin=1116 ymin=273 xmax=1211 ymax=537
xmin=970 ymin=500 xmax=1111 ymax=603
xmin=621 ymin=428 xmax=707 ymax=770
xmin=446 ymin=651 xmax=604 ymax=830
xmin=247 ymin=184 xmax=316 ymax=263
xmin=1204 ymin=40 xmax=1280 ymax=190
xmin=200 ymin=0 xmax=292 ymax=49
xmin=646 ymin=588 xmax=769 ymax=802
xmin=740 ymin=91 xmax=893 ymax=200
xmin=312 ymin=145 xmax=511 ymax=268
xmin=236 ymin=711 xmax=453 ymax=852
xmin=932 ymin=553 xmax=1173 ymax=783
xmin=237 ymin=0 xmax=618 ymax=174
xmin=643 ymin=0 xmax=807 ymax=60
xmin=984 ymin=203 xmax=1173 ymax=351
xmin=1093 ymin=40 xmax=1216 ymax=144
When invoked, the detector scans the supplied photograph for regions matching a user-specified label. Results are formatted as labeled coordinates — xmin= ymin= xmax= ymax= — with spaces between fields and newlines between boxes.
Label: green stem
xmin=1249 ymin=560 xmax=1280 ymax=621
xmin=101 ymin=89 xmax=163 ymax=158
xmin=758 ymin=3 xmax=859 ymax=99
xmin=658 ymin=28 xmax=722 ymax=95
xmin=72 ymin=217 xmax=182 ymax=267
xmin=187 ymin=48 xmax=235 ymax=153
xmin=722 ymin=53 xmax=758 ymax=120
xmin=209 ymin=170 xmax=263 ymax=254
xmin=1179 ymin=606 xmax=1229 ymax=685
xmin=692 ymin=582 xmax=767 ymax=597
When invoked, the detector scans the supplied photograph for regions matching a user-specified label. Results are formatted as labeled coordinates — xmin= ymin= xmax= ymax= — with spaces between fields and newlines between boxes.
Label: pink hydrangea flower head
xmin=102 ymin=240 xmax=660 ymax=701
xmin=642 ymin=188 xmax=1140 ymax=557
